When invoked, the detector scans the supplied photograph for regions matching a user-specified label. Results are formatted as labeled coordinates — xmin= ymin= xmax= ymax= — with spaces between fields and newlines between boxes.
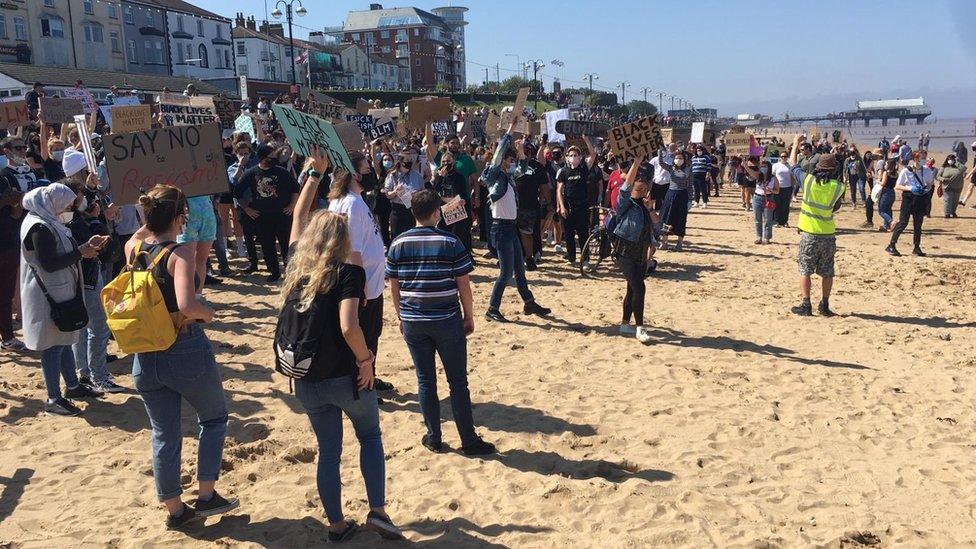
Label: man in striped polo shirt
xmin=386 ymin=190 xmax=496 ymax=456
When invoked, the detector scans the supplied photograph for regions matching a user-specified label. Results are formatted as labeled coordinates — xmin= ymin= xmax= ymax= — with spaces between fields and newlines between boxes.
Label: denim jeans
xmin=692 ymin=173 xmax=709 ymax=204
xmin=877 ymin=188 xmax=896 ymax=229
xmin=72 ymin=273 xmax=111 ymax=383
xmin=294 ymin=375 xmax=384 ymax=524
xmin=41 ymin=345 xmax=80 ymax=400
xmin=848 ymin=177 xmax=863 ymax=205
xmin=212 ymin=214 xmax=230 ymax=273
xmin=133 ymin=324 xmax=228 ymax=501
xmin=752 ymin=193 xmax=774 ymax=241
xmin=489 ymin=220 xmax=534 ymax=310
xmin=402 ymin=314 xmax=478 ymax=447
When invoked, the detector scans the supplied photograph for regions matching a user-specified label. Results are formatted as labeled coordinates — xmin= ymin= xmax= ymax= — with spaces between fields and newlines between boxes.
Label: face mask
xmin=77 ymin=196 xmax=88 ymax=213
xmin=551 ymin=151 xmax=563 ymax=161
xmin=382 ymin=159 xmax=394 ymax=169
xmin=507 ymin=163 xmax=517 ymax=176
xmin=908 ymin=162 xmax=917 ymax=170
xmin=59 ymin=211 xmax=74 ymax=223
xmin=948 ymin=159 xmax=956 ymax=166
xmin=401 ymin=161 xmax=413 ymax=170
xmin=674 ymin=158 xmax=685 ymax=167
xmin=0 ymin=155 xmax=8 ymax=171
xmin=760 ymin=167 xmax=769 ymax=175
xmin=567 ymin=156 xmax=581 ymax=168
xmin=7 ymin=154 xmax=24 ymax=166
xmin=52 ymin=150 xmax=65 ymax=162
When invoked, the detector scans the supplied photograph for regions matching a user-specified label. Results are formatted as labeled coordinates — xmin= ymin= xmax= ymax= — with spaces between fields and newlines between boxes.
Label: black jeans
xmin=616 ymin=255 xmax=646 ymax=326
xmin=889 ymin=192 xmax=926 ymax=249
xmin=255 ymin=211 xmax=291 ymax=277
xmin=692 ymin=173 xmax=709 ymax=204
xmin=359 ymin=296 xmax=383 ymax=355
xmin=864 ymin=192 xmax=874 ymax=225
xmin=390 ymin=203 xmax=415 ymax=242
xmin=238 ymin=208 xmax=260 ymax=268
xmin=774 ymin=190 xmax=792 ymax=226
xmin=563 ymin=206 xmax=590 ymax=263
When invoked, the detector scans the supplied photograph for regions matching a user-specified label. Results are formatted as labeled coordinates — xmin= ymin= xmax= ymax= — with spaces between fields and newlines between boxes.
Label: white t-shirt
xmin=650 ymin=156 xmax=671 ymax=186
xmin=328 ymin=194 xmax=386 ymax=300
xmin=896 ymin=167 xmax=934 ymax=192
xmin=773 ymin=161 xmax=792 ymax=188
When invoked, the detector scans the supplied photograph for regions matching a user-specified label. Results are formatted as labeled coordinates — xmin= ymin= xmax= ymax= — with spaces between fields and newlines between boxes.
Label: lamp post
xmin=271 ymin=0 xmax=307 ymax=85
xmin=525 ymin=59 xmax=544 ymax=111
xmin=657 ymin=92 xmax=664 ymax=116
xmin=582 ymin=72 xmax=598 ymax=93
xmin=505 ymin=53 xmax=521 ymax=80
xmin=616 ymin=81 xmax=630 ymax=105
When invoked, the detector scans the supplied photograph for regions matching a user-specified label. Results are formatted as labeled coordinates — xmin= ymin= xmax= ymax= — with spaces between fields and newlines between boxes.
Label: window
xmin=238 ymin=64 xmax=247 ymax=76
xmin=196 ymin=19 xmax=203 ymax=37
xmin=380 ymin=30 xmax=389 ymax=39
xmin=41 ymin=18 xmax=65 ymax=38
xmin=123 ymin=6 xmax=133 ymax=24
xmin=110 ymin=31 xmax=121 ymax=52
xmin=185 ymin=43 xmax=192 ymax=59
xmin=396 ymin=44 xmax=407 ymax=57
xmin=413 ymin=28 xmax=419 ymax=36
xmin=146 ymin=13 xmax=154 ymax=27
xmin=44 ymin=0 xmax=55 ymax=6
xmin=224 ymin=49 xmax=230 ymax=68
xmin=84 ymin=0 xmax=93 ymax=14
xmin=13 ymin=17 xmax=24 ymax=40
xmin=126 ymin=39 xmax=137 ymax=62
xmin=0 ymin=16 xmax=6 ymax=40
xmin=414 ymin=58 xmax=421 ymax=66
xmin=236 ymin=41 xmax=246 ymax=55
xmin=145 ymin=41 xmax=162 ymax=63
xmin=382 ymin=46 xmax=390 ymax=54
xmin=351 ymin=33 xmax=359 ymax=42
xmin=84 ymin=24 xmax=103 ymax=43
xmin=198 ymin=44 xmax=208 ymax=67
xmin=413 ymin=42 xmax=419 ymax=51
xmin=108 ymin=3 xmax=117 ymax=19
xmin=175 ymin=41 xmax=183 ymax=63
xmin=176 ymin=16 xmax=184 ymax=32
xmin=396 ymin=29 xmax=406 ymax=41
xmin=216 ymin=24 xmax=223 ymax=39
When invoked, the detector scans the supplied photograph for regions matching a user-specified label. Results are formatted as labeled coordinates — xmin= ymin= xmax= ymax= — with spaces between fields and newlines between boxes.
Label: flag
xmin=296 ymin=49 xmax=309 ymax=65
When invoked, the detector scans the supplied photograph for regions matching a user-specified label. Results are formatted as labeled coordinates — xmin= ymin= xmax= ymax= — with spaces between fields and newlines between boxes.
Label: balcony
xmin=139 ymin=26 xmax=165 ymax=37
xmin=211 ymin=37 xmax=231 ymax=46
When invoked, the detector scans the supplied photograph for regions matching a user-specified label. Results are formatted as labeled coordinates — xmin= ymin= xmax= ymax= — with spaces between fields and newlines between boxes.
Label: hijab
xmin=22 ymin=183 xmax=75 ymax=241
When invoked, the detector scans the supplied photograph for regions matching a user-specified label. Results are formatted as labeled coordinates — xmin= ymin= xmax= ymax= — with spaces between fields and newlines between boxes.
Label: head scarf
xmin=22 ymin=183 xmax=76 ymax=241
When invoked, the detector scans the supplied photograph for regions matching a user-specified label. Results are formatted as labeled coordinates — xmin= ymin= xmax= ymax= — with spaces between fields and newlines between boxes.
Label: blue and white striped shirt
xmin=691 ymin=154 xmax=713 ymax=175
xmin=386 ymin=226 xmax=474 ymax=322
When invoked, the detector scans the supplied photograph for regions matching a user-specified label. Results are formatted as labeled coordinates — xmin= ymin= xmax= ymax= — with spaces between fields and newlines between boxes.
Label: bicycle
xmin=579 ymin=206 xmax=615 ymax=277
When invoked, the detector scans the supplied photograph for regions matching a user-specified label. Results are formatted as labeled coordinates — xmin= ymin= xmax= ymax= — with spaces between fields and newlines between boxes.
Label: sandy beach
xmin=1 ymin=192 xmax=975 ymax=548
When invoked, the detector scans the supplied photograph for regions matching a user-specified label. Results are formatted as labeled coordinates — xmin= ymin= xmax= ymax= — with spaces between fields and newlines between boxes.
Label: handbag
xmin=30 ymin=265 xmax=89 ymax=332
xmin=764 ymin=196 xmax=776 ymax=210
xmin=870 ymin=182 xmax=883 ymax=202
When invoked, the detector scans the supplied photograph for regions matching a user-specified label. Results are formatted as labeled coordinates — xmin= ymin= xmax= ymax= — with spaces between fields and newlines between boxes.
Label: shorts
xmin=178 ymin=196 xmax=218 ymax=243
xmin=517 ymin=208 xmax=537 ymax=235
xmin=797 ymin=232 xmax=836 ymax=277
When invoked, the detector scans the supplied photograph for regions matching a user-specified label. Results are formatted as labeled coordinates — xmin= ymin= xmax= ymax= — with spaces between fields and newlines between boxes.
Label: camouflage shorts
xmin=797 ymin=232 xmax=836 ymax=277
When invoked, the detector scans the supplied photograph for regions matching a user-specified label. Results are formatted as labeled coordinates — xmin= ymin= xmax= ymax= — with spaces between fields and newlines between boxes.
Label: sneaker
xmin=619 ymin=324 xmax=637 ymax=335
xmin=460 ymin=437 xmax=497 ymax=456
xmin=636 ymin=326 xmax=653 ymax=344
xmin=791 ymin=303 xmax=813 ymax=316
xmin=65 ymin=384 xmax=102 ymax=399
xmin=525 ymin=258 xmax=537 ymax=271
xmin=581 ymin=261 xmax=592 ymax=272
xmin=482 ymin=250 xmax=497 ymax=260
xmin=485 ymin=309 xmax=508 ymax=323
xmin=912 ymin=247 xmax=926 ymax=257
xmin=701 ymin=203 xmax=708 ymax=209
xmin=553 ymin=244 xmax=565 ymax=254
xmin=327 ymin=520 xmax=359 ymax=543
xmin=45 ymin=397 xmax=82 ymax=416
xmin=94 ymin=378 xmax=126 ymax=394
xmin=79 ymin=375 xmax=93 ymax=387
xmin=860 ymin=221 xmax=873 ymax=228
xmin=219 ymin=268 xmax=233 ymax=278
xmin=165 ymin=504 xmax=199 ymax=530
xmin=366 ymin=510 xmax=404 ymax=540
xmin=193 ymin=491 xmax=240 ymax=518
xmin=754 ymin=238 xmax=762 ymax=245
xmin=421 ymin=434 xmax=443 ymax=453
xmin=1 ymin=338 xmax=26 ymax=352
xmin=818 ymin=300 xmax=835 ymax=317
xmin=674 ymin=241 xmax=684 ymax=252
xmin=885 ymin=244 xmax=901 ymax=257
xmin=374 ymin=378 xmax=395 ymax=392
xmin=762 ymin=238 xmax=771 ymax=244
xmin=523 ymin=301 xmax=551 ymax=316
xmin=240 ymin=264 xmax=258 ymax=274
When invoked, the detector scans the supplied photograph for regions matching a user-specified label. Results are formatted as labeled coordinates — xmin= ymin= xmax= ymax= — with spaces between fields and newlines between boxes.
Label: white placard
xmin=73 ymin=114 xmax=97 ymax=173
xmin=440 ymin=197 xmax=468 ymax=225
xmin=690 ymin=122 xmax=705 ymax=143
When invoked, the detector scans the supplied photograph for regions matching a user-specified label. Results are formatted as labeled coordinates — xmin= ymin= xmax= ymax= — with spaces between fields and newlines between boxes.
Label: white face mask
xmin=59 ymin=211 xmax=73 ymax=223
xmin=948 ymin=159 xmax=956 ymax=166
xmin=52 ymin=150 xmax=65 ymax=162
xmin=674 ymin=158 xmax=685 ymax=167
xmin=566 ymin=156 xmax=581 ymax=168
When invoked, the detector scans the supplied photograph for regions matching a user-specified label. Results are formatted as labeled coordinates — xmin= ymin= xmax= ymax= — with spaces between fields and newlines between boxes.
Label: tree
xmin=583 ymin=91 xmax=618 ymax=107
xmin=627 ymin=100 xmax=658 ymax=117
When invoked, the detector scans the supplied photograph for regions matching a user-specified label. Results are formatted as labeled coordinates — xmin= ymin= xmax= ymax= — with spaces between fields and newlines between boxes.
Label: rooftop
xmin=141 ymin=0 xmax=231 ymax=22
xmin=343 ymin=7 xmax=450 ymax=32
xmin=0 ymin=62 xmax=231 ymax=96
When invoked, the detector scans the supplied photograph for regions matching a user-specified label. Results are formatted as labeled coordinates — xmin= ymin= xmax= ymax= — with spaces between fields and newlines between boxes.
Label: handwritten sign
xmin=112 ymin=96 xmax=141 ymax=107
xmin=104 ymin=123 xmax=229 ymax=205
xmin=725 ymin=132 xmax=752 ymax=157
xmin=512 ymin=87 xmax=530 ymax=116
xmin=213 ymin=99 xmax=236 ymax=130
xmin=406 ymin=96 xmax=451 ymax=129
xmin=234 ymin=113 xmax=255 ymax=139
xmin=334 ymin=122 xmax=364 ymax=152
xmin=272 ymin=103 xmax=354 ymax=174
xmin=368 ymin=119 xmax=395 ymax=140
xmin=607 ymin=116 xmax=664 ymax=162
xmin=0 ymin=100 xmax=28 ymax=129
xmin=63 ymin=88 xmax=97 ymax=115
xmin=469 ymin=117 xmax=486 ymax=140
xmin=440 ymin=197 xmax=468 ymax=226
xmin=544 ymin=109 xmax=570 ymax=143
xmin=39 ymin=97 xmax=85 ymax=124
xmin=690 ymin=122 xmax=705 ymax=143
xmin=345 ymin=114 xmax=374 ymax=133
xmin=431 ymin=121 xmax=454 ymax=137
xmin=109 ymin=105 xmax=152 ymax=133
xmin=73 ymin=114 xmax=98 ymax=174
xmin=160 ymin=95 xmax=217 ymax=126
xmin=368 ymin=107 xmax=399 ymax=121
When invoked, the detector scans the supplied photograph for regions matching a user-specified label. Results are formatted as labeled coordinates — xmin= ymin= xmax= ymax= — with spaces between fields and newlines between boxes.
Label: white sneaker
xmin=701 ymin=203 xmax=708 ymax=209
xmin=619 ymin=324 xmax=637 ymax=335
xmin=582 ymin=261 xmax=592 ymax=272
xmin=554 ymin=244 xmax=565 ymax=254
xmin=636 ymin=326 xmax=653 ymax=344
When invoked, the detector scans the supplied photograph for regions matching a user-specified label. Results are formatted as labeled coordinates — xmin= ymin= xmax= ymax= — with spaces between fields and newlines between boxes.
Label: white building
xmin=232 ymin=15 xmax=290 ymax=82
xmin=156 ymin=0 xmax=234 ymax=80
xmin=340 ymin=43 xmax=369 ymax=89
xmin=370 ymin=54 xmax=404 ymax=90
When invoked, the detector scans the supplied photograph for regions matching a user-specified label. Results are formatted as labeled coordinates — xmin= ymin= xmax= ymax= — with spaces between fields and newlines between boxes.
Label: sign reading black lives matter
xmin=272 ymin=103 xmax=355 ymax=174
xmin=159 ymin=94 xmax=217 ymax=126
xmin=607 ymin=116 xmax=665 ymax=162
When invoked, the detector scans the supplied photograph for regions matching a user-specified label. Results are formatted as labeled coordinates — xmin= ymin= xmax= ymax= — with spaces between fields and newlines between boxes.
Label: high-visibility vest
xmin=797 ymin=174 xmax=844 ymax=235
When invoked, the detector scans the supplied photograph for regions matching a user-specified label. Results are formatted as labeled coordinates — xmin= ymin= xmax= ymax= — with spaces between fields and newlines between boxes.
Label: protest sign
xmin=104 ymin=123 xmax=229 ymax=206
xmin=545 ymin=109 xmax=570 ymax=143
xmin=73 ymin=115 xmax=98 ymax=173
xmin=440 ymin=197 xmax=468 ymax=226
xmin=368 ymin=107 xmax=399 ymax=121
xmin=808 ymin=126 xmax=820 ymax=142
xmin=345 ymin=114 xmax=374 ymax=133
xmin=554 ymin=119 xmax=609 ymax=138
xmin=272 ymin=104 xmax=354 ymax=174
xmin=112 ymin=96 xmax=141 ymax=107
xmin=239 ymin=75 xmax=248 ymax=101
xmin=334 ymin=121 xmax=364 ymax=152
xmin=406 ymin=96 xmax=451 ymax=129
xmin=725 ymin=132 xmax=752 ymax=157
xmin=367 ymin=119 xmax=395 ymax=140
xmin=159 ymin=95 xmax=217 ymax=126
xmin=469 ymin=117 xmax=487 ymax=140
xmin=63 ymin=88 xmax=97 ymax=115
xmin=513 ymin=87 xmax=530 ymax=116
xmin=690 ymin=122 xmax=705 ymax=143
xmin=431 ymin=121 xmax=454 ymax=137
xmin=356 ymin=98 xmax=370 ymax=115
xmin=234 ymin=113 xmax=256 ymax=139
xmin=607 ymin=116 xmax=664 ymax=162
xmin=0 ymin=100 xmax=28 ymax=129
xmin=39 ymin=97 xmax=85 ymax=124
xmin=213 ymin=99 xmax=236 ymax=130
xmin=485 ymin=112 xmax=501 ymax=139
xmin=110 ymin=105 xmax=152 ymax=133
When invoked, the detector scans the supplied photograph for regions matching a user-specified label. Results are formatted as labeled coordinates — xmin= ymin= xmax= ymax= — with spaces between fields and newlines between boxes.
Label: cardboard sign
xmin=431 ymin=121 xmax=454 ymax=137
xmin=239 ymin=75 xmax=248 ymax=101
xmin=112 ymin=96 xmax=141 ymax=107
xmin=440 ymin=197 xmax=468 ymax=226
xmin=63 ymin=88 xmax=98 ymax=115
xmin=725 ymin=132 xmax=752 ymax=157
xmin=213 ymin=99 xmax=236 ymax=130
xmin=234 ymin=113 xmax=256 ymax=139
xmin=469 ymin=117 xmax=487 ymax=140
xmin=512 ymin=87 xmax=530 ymax=116
xmin=406 ymin=96 xmax=451 ymax=129
xmin=0 ymin=100 xmax=28 ymax=129
xmin=73 ymin=114 xmax=98 ymax=174
xmin=368 ymin=107 xmax=399 ymax=121
xmin=334 ymin=122 xmax=364 ymax=152
xmin=690 ymin=122 xmax=705 ymax=143
xmin=356 ymin=98 xmax=370 ymax=115
xmin=110 ymin=105 xmax=152 ymax=133
xmin=607 ymin=116 xmax=664 ymax=162
xmin=485 ymin=112 xmax=501 ymax=139
xmin=272 ymin=104 xmax=354 ymax=174
xmin=39 ymin=97 xmax=85 ymax=124
xmin=367 ymin=119 xmax=395 ymax=140
xmin=104 ymin=123 xmax=230 ymax=206
xmin=160 ymin=95 xmax=217 ymax=126
xmin=554 ymin=119 xmax=609 ymax=138
xmin=345 ymin=114 xmax=374 ymax=133
xmin=808 ymin=126 xmax=820 ymax=142
xmin=544 ymin=109 xmax=570 ymax=143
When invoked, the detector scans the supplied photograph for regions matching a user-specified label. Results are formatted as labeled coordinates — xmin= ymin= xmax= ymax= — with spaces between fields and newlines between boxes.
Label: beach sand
xmin=1 ymin=192 xmax=975 ymax=548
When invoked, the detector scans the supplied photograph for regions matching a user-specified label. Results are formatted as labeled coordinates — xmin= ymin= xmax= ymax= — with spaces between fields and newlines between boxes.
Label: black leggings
xmin=889 ymin=192 xmax=926 ymax=249
xmin=563 ymin=207 xmax=590 ymax=263
xmin=617 ymin=255 xmax=646 ymax=326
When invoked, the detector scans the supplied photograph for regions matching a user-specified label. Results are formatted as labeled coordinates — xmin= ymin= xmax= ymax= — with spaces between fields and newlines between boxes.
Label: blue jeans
xmin=752 ymin=193 xmax=774 ymax=241
xmin=402 ymin=314 xmax=478 ymax=447
xmin=295 ymin=375 xmax=384 ymax=524
xmin=133 ymin=324 xmax=227 ymax=501
xmin=877 ymin=188 xmax=896 ymax=229
xmin=41 ymin=345 xmax=80 ymax=400
xmin=212 ymin=214 xmax=230 ymax=273
xmin=72 ymin=274 xmax=110 ymax=383
xmin=692 ymin=172 xmax=709 ymax=204
xmin=489 ymin=221 xmax=534 ymax=310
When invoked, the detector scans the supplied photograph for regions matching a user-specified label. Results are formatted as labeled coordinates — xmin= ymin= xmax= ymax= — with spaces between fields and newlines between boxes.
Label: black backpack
xmin=273 ymin=289 xmax=327 ymax=383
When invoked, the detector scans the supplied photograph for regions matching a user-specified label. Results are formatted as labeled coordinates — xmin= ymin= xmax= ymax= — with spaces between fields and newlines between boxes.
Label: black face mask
xmin=552 ymin=151 xmax=563 ymax=161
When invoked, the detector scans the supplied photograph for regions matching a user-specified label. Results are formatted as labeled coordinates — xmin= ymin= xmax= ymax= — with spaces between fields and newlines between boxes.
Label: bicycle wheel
xmin=579 ymin=229 xmax=606 ymax=277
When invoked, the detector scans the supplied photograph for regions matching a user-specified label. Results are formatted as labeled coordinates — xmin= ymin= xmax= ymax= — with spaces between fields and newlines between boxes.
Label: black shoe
xmin=885 ymin=244 xmax=901 ymax=257
xmin=193 ymin=491 xmax=240 ymax=517
xmin=912 ymin=247 xmax=926 ymax=257
xmin=327 ymin=520 xmax=358 ymax=542
xmin=818 ymin=301 xmax=835 ymax=317
xmin=78 ymin=375 xmax=93 ymax=387
xmin=165 ymin=504 xmax=199 ymax=530
xmin=106 ymin=354 xmax=119 ymax=364
xmin=525 ymin=258 xmax=537 ymax=271
xmin=205 ymin=274 xmax=223 ymax=286
xmin=240 ymin=264 xmax=258 ymax=274
xmin=421 ymin=434 xmax=443 ymax=453
xmin=791 ymin=303 xmax=813 ymax=317
xmin=65 ymin=384 xmax=102 ymax=399
xmin=482 ymin=251 xmax=496 ymax=260
xmin=219 ymin=268 xmax=233 ymax=278
xmin=45 ymin=397 xmax=81 ymax=416
xmin=265 ymin=273 xmax=281 ymax=283
xmin=523 ymin=300 xmax=551 ymax=316
xmin=485 ymin=309 xmax=508 ymax=323
xmin=366 ymin=510 xmax=404 ymax=540
xmin=374 ymin=378 xmax=395 ymax=392
xmin=460 ymin=437 xmax=497 ymax=456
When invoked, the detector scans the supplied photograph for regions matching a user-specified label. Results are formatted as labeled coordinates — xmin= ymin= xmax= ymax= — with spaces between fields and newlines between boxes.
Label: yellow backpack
xmin=101 ymin=242 xmax=178 ymax=354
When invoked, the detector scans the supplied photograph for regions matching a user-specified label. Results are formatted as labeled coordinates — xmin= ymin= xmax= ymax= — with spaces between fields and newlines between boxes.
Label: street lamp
xmin=582 ymin=72 xmax=598 ymax=93
xmin=271 ymin=0 xmax=307 ymax=85
xmin=616 ymin=81 xmax=631 ymax=104
xmin=524 ymin=59 xmax=544 ymax=111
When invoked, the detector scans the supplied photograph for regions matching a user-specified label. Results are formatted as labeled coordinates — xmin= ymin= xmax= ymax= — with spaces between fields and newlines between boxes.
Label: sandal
xmin=327 ymin=520 xmax=358 ymax=543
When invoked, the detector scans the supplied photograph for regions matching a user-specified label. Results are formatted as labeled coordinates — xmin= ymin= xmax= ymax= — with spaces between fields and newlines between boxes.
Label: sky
xmin=194 ymin=0 xmax=976 ymax=117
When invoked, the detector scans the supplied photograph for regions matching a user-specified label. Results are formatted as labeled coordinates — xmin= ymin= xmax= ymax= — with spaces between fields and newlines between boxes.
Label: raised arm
xmin=424 ymin=123 xmax=436 ymax=160
xmin=790 ymin=134 xmax=802 ymax=167
xmin=582 ymin=135 xmax=598 ymax=169
xmin=289 ymin=144 xmax=329 ymax=245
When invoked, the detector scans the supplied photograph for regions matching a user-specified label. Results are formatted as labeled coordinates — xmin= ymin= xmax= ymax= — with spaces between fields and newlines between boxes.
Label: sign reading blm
xmin=607 ymin=116 xmax=664 ymax=162
xmin=104 ymin=123 xmax=230 ymax=206
xmin=272 ymin=103 xmax=355 ymax=174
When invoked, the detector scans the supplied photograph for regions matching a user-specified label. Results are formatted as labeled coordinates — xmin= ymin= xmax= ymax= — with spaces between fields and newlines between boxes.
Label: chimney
xmin=246 ymin=16 xmax=256 ymax=31
xmin=234 ymin=12 xmax=245 ymax=28
xmin=370 ymin=3 xmax=383 ymax=10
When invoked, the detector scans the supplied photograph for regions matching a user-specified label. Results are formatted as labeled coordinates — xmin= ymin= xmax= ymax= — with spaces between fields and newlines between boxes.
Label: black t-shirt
xmin=0 ymin=166 xmax=36 ymax=250
xmin=515 ymin=159 xmax=546 ymax=211
xmin=556 ymin=164 xmax=590 ymax=210
xmin=42 ymin=158 xmax=65 ymax=182
xmin=236 ymin=164 xmax=298 ymax=215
